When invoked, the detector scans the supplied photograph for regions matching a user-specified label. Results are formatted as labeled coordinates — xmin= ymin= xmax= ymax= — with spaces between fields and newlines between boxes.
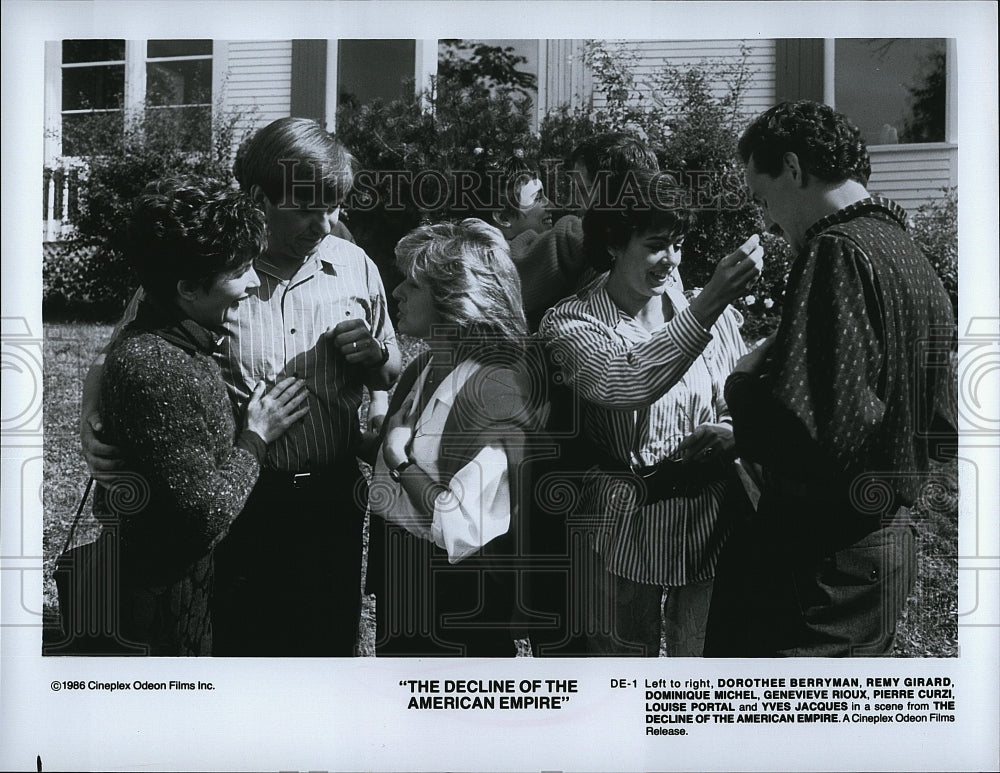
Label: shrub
xmin=43 ymin=98 xmax=255 ymax=320
xmin=42 ymin=242 xmax=108 ymax=320
xmin=908 ymin=187 xmax=958 ymax=319
xmin=336 ymin=41 xmax=540 ymax=285
xmin=438 ymin=40 xmax=537 ymax=97
xmin=537 ymin=105 xmax=611 ymax=216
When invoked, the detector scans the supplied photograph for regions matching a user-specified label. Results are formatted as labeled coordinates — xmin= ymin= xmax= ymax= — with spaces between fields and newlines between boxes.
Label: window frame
xmin=143 ymin=39 xmax=214 ymax=114
xmin=44 ymin=39 xmax=224 ymax=164
xmin=823 ymin=37 xmax=957 ymax=150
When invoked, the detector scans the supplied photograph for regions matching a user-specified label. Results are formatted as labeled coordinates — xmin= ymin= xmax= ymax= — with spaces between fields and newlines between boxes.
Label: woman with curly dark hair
xmin=88 ymin=178 xmax=309 ymax=655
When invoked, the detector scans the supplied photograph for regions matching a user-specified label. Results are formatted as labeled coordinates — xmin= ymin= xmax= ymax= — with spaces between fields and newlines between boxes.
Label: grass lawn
xmin=42 ymin=322 xmax=114 ymax=636
xmin=42 ymin=321 xmax=957 ymax=657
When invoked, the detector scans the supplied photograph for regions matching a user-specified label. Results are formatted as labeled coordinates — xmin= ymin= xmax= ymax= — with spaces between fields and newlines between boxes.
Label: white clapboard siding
xmin=589 ymin=39 xmax=777 ymax=120
xmin=540 ymin=40 xmax=592 ymax=112
xmin=868 ymin=144 xmax=957 ymax=212
xmin=222 ymin=40 xmax=293 ymax=143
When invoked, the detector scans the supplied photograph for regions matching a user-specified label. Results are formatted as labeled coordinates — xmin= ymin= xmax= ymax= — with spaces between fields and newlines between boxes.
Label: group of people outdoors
xmin=59 ymin=98 xmax=955 ymax=659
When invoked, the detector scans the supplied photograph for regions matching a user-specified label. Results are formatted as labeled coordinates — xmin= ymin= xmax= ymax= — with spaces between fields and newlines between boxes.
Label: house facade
xmin=42 ymin=38 xmax=957 ymax=238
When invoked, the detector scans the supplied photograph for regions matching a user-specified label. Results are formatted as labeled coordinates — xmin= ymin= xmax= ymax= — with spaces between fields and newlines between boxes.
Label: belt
xmin=595 ymin=450 xmax=729 ymax=506
xmin=259 ymin=466 xmax=360 ymax=490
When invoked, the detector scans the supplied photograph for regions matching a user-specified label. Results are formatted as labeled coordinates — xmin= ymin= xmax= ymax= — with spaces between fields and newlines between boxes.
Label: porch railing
xmin=42 ymin=166 xmax=81 ymax=242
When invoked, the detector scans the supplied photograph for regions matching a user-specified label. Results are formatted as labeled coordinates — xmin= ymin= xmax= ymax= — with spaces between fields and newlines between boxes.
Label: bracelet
xmin=389 ymin=457 xmax=414 ymax=482
xmin=373 ymin=339 xmax=390 ymax=367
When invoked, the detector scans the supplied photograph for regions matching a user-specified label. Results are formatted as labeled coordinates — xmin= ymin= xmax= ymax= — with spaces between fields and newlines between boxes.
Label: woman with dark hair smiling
xmin=91 ymin=178 xmax=309 ymax=655
xmin=368 ymin=218 xmax=543 ymax=656
xmin=538 ymin=170 xmax=763 ymax=656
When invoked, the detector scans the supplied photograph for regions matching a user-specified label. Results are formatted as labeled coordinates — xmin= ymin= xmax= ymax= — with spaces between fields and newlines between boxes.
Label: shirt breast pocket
xmin=308 ymin=295 xmax=374 ymax=336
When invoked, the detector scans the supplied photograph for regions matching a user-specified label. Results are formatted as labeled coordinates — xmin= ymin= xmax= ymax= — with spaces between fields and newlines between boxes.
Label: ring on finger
xmin=352 ymin=341 xmax=358 ymax=351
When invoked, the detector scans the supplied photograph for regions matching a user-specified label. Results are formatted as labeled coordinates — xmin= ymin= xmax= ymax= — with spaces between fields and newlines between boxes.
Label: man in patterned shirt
xmin=705 ymin=101 xmax=956 ymax=657
xmin=81 ymin=118 xmax=401 ymax=656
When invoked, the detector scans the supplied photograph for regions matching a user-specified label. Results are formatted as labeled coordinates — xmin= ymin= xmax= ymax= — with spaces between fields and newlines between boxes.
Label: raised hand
xmin=689 ymin=234 xmax=765 ymax=327
xmin=325 ymin=318 xmax=386 ymax=367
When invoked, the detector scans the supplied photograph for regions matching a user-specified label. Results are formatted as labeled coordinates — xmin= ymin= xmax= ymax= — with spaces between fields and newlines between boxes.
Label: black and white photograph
xmin=2 ymin=2 xmax=997 ymax=771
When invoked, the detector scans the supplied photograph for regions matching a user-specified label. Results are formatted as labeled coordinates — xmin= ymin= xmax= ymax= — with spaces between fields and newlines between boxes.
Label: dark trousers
xmin=212 ymin=466 xmax=367 ymax=656
xmin=705 ymin=494 xmax=916 ymax=657
xmin=371 ymin=523 xmax=518 ymax=657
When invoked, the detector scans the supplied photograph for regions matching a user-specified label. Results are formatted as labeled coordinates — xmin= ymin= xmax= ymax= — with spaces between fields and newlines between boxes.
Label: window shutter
xmin=774 ymin=39 xmax=825 ymax=103
xmin=291 ymin=39 xmax=328 ymax=125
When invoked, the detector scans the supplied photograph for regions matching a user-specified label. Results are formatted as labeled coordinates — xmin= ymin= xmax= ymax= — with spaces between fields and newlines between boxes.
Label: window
xmin=145 ymin=39 xmax=213 ymax=150
xmin=337 ymin=40 xmax=416 ymax=107
xmin=61 ymin=40 xmax=125 ymax=155
xmin=55 ymin=39 xmax=214 ymax=157
xmin=835 ymin=39 xmax=947 ymax=145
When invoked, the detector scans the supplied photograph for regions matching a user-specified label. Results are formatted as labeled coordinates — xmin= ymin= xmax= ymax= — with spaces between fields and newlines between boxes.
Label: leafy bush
xmin=42 ymin=242 xmax=107 ymax=319
xmin=337 ymin=42 xmax=539 ymax=281
xmin=438 ymin=40 xmax=537 ymax=97
xmin=537 ymin=104 xmax=612 ymax=214
xmin=43 ymin=99 xmax=255 ymax=319
xmin=908 ymin=187 xmax=958 ymax=319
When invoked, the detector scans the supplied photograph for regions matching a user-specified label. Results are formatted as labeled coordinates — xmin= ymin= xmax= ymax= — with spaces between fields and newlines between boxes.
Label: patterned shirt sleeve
xmin=728 ymin=234 xmax=886 ymax=472
xmin=708 ymin=305 xmax=749 ymax=422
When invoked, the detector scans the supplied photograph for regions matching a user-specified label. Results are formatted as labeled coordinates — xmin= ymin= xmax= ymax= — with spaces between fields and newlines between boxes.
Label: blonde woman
xmin=368 ymin=219 xmax=543 ymax=656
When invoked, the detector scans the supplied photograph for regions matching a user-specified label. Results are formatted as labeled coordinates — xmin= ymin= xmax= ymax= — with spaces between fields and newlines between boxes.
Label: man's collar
xmin=804 ymin=196 xmax=909 ymax=243
xmin=255 ymin=236 xmax=351 ymax=281
xmin=255 ymin=251 xmax=325 ymax=282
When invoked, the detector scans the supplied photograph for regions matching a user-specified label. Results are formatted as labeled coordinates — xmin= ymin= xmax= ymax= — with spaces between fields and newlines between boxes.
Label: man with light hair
xmin=81 ymin=117 xmax=401 ymax=656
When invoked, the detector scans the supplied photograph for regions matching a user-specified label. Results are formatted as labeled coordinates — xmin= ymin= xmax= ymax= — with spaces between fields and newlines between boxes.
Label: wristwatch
xmin=389 ymin=458 xmax=415 ymax=482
